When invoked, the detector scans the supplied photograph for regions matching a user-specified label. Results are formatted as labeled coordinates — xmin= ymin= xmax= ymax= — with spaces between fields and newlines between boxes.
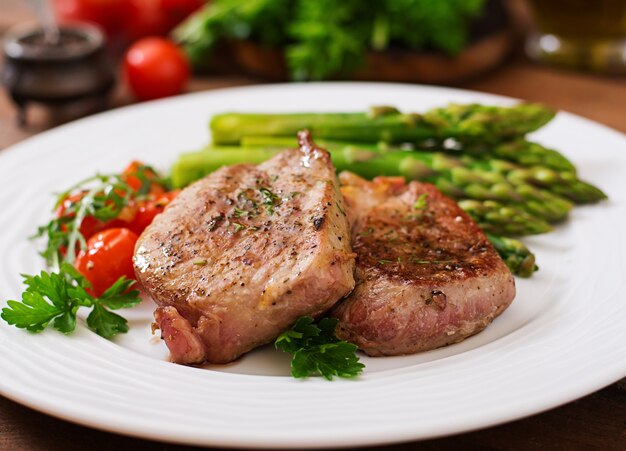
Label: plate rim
xmin=1 ymin=81 xmax=625 ymax=449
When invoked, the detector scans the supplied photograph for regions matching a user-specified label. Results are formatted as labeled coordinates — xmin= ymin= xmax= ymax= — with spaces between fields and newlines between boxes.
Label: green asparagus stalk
xmin=486 ymin=234 xmax=538 ymax=277
xmin=421 ymin=103 xmax=556 ymax=142
xmin=172 ymin=144 xmax=573 ymax=223
xmin=433 ymin=165 xmax=573 ymax=222
xmin=210 ymin=103 xmax=556 ymax=145
xmin=458 ymin=199 xmax=552 ymax=236
xmin=247 ymin=139 xmax=576 ymax=222
xmin=171 ymin=146 xmax=278 ymax=187
xmin=241 ymin=136 xmax=605 ymax=205
xmin=454 ymin=140 xmax=577 ymax=173
xmin=467 ymin=159 xmax=607 ymax=203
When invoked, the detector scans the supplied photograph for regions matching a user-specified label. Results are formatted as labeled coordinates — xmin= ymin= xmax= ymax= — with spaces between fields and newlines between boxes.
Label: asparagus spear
xmin=421 ymin=103 xmax=556 ymax=142
xmin=172 ymin=145 xmax=571 ymax=225
xmin=210 ymin=103 xmax=555 ymax=145
xmin=458 ymin=199 xmax=552 ymax=236
xmin=468 ymin=159 xmax=607 ymax=203
xmin=171 ymin=146 xmax=277 ymax=187
xmin=247 ymin=139 xmax=576 ymax=222
xmin=242 ymin=136 xmax=605 ymax=204
xmin=453 ymin=140 xmax=577 ymax=173
xmin=486 ymin=234 xmax=538 ymax=278
xmin=433 ymin=165 xmax=572 ymax=222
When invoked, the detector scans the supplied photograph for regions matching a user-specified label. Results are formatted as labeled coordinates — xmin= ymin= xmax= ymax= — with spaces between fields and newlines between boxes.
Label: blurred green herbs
xmin=174 ymin=0 xmax=486 ymax=80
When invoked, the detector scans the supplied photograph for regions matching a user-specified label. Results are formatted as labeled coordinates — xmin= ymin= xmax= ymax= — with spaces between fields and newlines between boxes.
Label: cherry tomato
xmin=56 ymin=192 xmax=109 ymax=241
xmin=127 ymin=190 xmax=180 ymax=234
xmin=123 ymin=38 xmax=190 ymax=101
xmin=124 ymin=0 xmax=169 ymax=40
xmin=54 ymin=0 xmax=203 ymax=41
xmin=52 ymin=0 xmax=128 ymax=35
xmin=159 ymin=0 xmax=205 ymax=31
xmin=124 ymin=0 xmax=204 ymax=40
xmin=75 ymin=228 xmax=139 ymax=296
xmin=122 ymin=160 xmax=166 ymax=196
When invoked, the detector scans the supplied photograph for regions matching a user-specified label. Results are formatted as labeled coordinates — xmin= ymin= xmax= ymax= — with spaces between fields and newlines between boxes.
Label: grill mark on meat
xmin=331 ymin=172 xmax=515 ymax=356
xmin=134 ymin=131 xmax=355 ymax=365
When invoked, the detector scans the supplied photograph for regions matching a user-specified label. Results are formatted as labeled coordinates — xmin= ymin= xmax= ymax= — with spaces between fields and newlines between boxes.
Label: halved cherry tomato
xmin=122 ymin=160 xmax=166 ymax=196
xmin=127 ymin=190 xmax=180 ymax=235
xmin=75 ymin=228 xmax=139 ymax=297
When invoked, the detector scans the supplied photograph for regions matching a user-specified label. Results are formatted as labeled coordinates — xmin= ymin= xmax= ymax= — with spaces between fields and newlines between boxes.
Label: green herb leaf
xmin=291 ymin=341 xmax=363 ymax=380
xmin=98 ymin=277 xmax=142 ymax=310
xmin=52 ymin=310 xmax=78 ymax=334
xmin=275 ymin=316 xmax=364 ymax=380
xmin=413 ymin=193 xmax=428 ymax=210
xmin=176 ymin=0 xmax=486 ymax=80
xmin=86 ymin=304 xmax=129 ymax=339
xmin=1 ymin=266 xmax=85 ymax=334
xmin=34 ymin=166 xmax=167 ymax=269
xmin=33 ymin=174 xmax=133 ymax=267
xmin=1 ymin=265 xmax=141 ymax=339
xmin=232 ymin=222 xmax=246 ymax=232
xmin=233 ymin=207 xmax=250 ymax=218
xmin=2 ymin=296 xmax=65 ymax=333
xmin=259 ymin=187 xmax=281 ymax=214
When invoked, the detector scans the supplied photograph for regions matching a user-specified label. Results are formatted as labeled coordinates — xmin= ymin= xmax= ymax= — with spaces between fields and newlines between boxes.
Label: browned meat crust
xmin=331 ymin=173 xmax=515 ymax=356
xmin=134 ymin=132 xmax=355 ymax=364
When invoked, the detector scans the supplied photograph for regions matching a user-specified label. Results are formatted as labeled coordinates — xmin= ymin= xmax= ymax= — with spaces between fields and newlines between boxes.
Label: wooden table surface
xmin=1 ymin=2 xmax=625 ymax=450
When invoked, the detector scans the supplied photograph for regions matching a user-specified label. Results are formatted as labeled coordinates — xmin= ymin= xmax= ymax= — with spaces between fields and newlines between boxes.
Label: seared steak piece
xmin=134 ymin=132 xmax=355 ymax=364
xmin=331 ymin=173 xmax=515 ymax=356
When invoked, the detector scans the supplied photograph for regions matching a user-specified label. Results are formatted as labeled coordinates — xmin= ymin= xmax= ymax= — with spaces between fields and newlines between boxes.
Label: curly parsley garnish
xmin=1 ymin=263 xmax=141 ymax=339
xmin=275 ymin=316 xmax=364 ymax=380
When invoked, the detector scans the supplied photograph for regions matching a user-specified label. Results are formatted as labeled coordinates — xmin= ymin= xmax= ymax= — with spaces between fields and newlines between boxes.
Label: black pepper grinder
xmin=1 ymin=0 xmax=115 ymax=126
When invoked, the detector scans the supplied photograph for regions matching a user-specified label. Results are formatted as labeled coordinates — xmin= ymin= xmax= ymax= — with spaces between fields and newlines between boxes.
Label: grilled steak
xmin=331 ymin=173 xmax=515 ymax=356
xmin=134 ymin=132 xmax=355 ymax=364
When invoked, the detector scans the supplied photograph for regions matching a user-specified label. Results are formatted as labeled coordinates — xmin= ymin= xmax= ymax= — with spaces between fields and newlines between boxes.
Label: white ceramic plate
xmin=1 ymin=83 xmax=625 ymax=449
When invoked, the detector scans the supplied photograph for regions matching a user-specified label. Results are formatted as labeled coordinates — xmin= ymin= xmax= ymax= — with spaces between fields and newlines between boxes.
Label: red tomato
xmin=122 ymin=160 xmax=166 ymax=195
xmin=127 ymin=190 xmax=180 ymax=234
xmin=123 ymin=38 xmax=190 ymax=101
xmin=75 ymin=228 xmax=139 ymax=296
xmin=54 ymin=0 xmax=203 ymax=41
xmin=56 ymin=192 xmax=108 ymax=241
xmin=124 ymin=0 xmax=204 ymax=39
xmin=52 ymin=0 xmax=128 ymax=35
xmin=159 ymin=0 xmax=204 ymax=31
xmin=124 ymin=0 xmax=169 ymax=40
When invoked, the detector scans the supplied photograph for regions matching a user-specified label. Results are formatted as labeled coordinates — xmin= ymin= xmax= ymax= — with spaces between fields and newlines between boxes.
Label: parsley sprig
xmin=1 ymin=164 xmax=167 ymax=339
xmin=1 ymin=263 xmax=141 ymax=339
xmin=275 ymin=316 xmax=364 ymax=380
